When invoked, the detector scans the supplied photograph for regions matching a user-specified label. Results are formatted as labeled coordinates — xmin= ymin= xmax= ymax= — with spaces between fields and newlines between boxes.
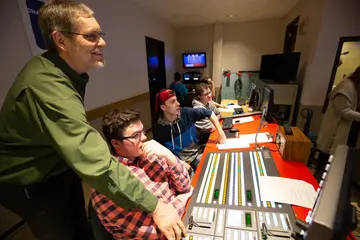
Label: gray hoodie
xmin=192 ymin=98 xmax=220 ymax=133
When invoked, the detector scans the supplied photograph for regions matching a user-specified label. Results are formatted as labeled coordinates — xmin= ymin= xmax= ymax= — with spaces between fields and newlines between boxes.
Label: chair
xmin=88 ymin=201 xmax=114 ymax=240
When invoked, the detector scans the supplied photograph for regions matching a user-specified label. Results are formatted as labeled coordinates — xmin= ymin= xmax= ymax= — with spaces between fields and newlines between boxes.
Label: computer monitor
xmin=296 ymin=145 xmax=358 ymax=240
xmin=248 ymin=83 xmax=258 ymax=108
xmin=262 ymin=86 xmax=275 ymax=122
xmin=183 ymin=73 xmax=191 ymax=82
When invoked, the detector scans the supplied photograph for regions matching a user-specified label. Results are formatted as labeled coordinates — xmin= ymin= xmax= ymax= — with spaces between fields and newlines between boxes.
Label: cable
xmin=255 ymin=107 xmax=267 ymax=149
xmin=301 ymin=108 xmax=313 ymax=136
xmin=234 ymin=72 xmax=243 ymax=100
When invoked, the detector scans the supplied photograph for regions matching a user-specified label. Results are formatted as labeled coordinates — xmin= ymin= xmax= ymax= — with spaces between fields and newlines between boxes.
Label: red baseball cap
xmin=155 ymin=89 xmax=176 ymax=114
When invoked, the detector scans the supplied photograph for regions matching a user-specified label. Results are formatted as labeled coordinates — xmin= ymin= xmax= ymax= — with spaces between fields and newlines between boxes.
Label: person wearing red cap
xmin=152 ymin=89 xmax=226 ymax=173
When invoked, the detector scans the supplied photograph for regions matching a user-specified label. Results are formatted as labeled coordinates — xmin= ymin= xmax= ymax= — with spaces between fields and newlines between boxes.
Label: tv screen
xmin=182 ymin=52 xmax=206 ymax=68
xmin=259 ymin=52 xmax=301 ymax=82
xmin=183 ymin=73 xmax=191 ymax=81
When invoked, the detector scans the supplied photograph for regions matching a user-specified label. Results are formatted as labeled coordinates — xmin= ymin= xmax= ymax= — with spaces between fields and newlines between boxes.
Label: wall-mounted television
xmin=259 ymin=52 xmax=301 ymax=83
xmin=182 ymin=52 xmax=207 ymax=68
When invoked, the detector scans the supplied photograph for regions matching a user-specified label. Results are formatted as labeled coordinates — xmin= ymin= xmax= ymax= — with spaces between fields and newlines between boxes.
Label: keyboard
xmin=222 ymin=118 xmax=233 ymax=130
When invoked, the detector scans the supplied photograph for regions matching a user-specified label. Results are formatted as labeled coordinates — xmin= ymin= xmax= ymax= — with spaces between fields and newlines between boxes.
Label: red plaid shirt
xmin=91 ymin=155 xmax=191 ymax=239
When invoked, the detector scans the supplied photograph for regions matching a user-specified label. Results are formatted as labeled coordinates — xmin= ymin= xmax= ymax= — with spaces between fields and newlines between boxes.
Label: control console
xmin=183 ymin=150 xmax=297 ymax=239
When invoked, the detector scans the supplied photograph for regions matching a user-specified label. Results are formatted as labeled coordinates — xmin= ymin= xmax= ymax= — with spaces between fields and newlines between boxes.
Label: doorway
xmin=145 ymin=36 xmax=167 ymax=125
xmin=322 ymin=36 xmax=360 ymax=113
xmin=283 ymin=16 xmax=299 ymax=53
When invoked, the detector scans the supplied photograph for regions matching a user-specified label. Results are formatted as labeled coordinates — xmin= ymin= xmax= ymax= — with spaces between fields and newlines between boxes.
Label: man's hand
xmin=217 ymin=130 xmax=226 ymax=144
xmin=153 ymin=201 xmax=187 ymax=240
xmin=143 ymin=140 xmax=177 ymax=166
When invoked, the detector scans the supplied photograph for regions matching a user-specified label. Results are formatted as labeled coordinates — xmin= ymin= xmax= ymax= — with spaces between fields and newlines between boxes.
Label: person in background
xmin=0 ymin=1 xmax=184 ymax=239
xmin=152 ymin=89 xmax=226 ymax=174
xmin=91 ymin=109 xmax=192 ymax=240
xmin=200 ymin=78 xmax=226 ymax=108
xmin=316 ymin=66 xmax=360 ymax=180
xmin=192 ymin=83 xmax=221 ymax=144
xmin=170 ymin=72 xmax=188 ymax=106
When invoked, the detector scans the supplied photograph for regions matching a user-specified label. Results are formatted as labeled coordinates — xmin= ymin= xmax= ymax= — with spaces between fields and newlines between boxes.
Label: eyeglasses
xmin=120 ymin=130 xmax=146 ymax=142
xmin=202 ymin=91 xmax=212 ymax=96
xmin=61 ymin=31 xmax=105 ymax=42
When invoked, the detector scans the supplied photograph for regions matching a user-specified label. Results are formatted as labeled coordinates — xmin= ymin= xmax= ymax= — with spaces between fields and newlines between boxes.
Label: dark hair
xmin=195 ymin=83 xmax=210 ymax=96
xmin=102 ymin=109 xmax=141 ymax=152
xmin=38 ymin=0 xmax=94 ymax=53
xmin=174 ymin=72 xmax=182 ymax=81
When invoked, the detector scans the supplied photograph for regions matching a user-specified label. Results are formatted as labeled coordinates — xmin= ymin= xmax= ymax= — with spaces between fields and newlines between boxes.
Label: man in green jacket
xmin=0 ymin=1 xmax=186 ymax=240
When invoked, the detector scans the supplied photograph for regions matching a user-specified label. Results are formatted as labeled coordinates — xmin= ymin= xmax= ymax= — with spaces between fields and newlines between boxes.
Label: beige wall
xmin=0 ymin=0 xmax=33 ymax=108
xmin=301 ymin=0 xmax=360 ymax=106
xmin=0 ymin=0 xmax=176 ymax=112
xmin=175 ymin=25 xmax=214 ymax=78
xmin=175 ymin=19 xmax=285 ymax=87
xmin=222 ymin=19 xmax=284 ymax=71
xmin=284 ymin=0 xmax=325 ymax=87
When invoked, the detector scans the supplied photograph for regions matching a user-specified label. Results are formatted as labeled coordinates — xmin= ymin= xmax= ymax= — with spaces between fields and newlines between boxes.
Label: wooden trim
xmin=86 ymin=92 xmax=150 ymax=121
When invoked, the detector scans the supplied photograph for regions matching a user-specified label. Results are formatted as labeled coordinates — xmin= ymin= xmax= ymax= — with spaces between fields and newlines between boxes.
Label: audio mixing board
xmin=183 ymin=150 xmax=297 ymax=240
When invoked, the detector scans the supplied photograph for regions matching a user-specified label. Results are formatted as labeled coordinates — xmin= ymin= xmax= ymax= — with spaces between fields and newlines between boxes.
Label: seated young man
xmin=91 ymin=109 xmax=192 ymax=240
xmin=152 ymin=89 xmax=226 ymax=173
xmin=170 ymin=72 xmax=188 ymax=106
xmin=199 ymin=78 xmax=227 ymax=108
xmin=192 ymin=83 xmax=221 ymax=144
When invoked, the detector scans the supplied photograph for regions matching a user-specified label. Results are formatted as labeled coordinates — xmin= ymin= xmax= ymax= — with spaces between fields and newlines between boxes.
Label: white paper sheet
xmin=258 ymin=176 xmax=316 ymax=209
xmin=241 ymin=132 xmax=272 ymax=144
xmin=217 ymin=132 xmax=272 ymax=150
xmin=226 ymin=104 xmax=242 ymax=109
xmin=217 ymin=138 xmax=250 ymax=150
xmin=232 ymin=116 xmax=254 ymax=125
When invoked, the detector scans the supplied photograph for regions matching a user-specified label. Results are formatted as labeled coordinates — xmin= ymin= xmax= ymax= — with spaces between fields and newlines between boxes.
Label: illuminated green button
xmin=245 ymin=213 xmax=252 ymax=227
xmin=214 ymin=189 xmax=219 ymax=199
xmin=246 ymin=190 xmax=252 ymax=201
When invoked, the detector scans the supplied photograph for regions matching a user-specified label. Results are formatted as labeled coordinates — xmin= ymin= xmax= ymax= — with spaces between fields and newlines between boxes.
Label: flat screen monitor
xmin=183 ymin=73 xmax=191 ymax=81
xmin=259 ymin=52 xmax=300 ymax=83
xmin=182 ymin=52 xmax=207 ymax=68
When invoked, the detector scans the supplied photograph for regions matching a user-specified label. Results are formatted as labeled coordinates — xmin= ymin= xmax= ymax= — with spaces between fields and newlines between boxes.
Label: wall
xmin=289 ymin=0 xmax=360 ymax=133
xmin=222 ymin=18 xmax=284 ymax=71
xmin=0 ymin=0 xmax=176 ymax=112
xmin=301 ymin=0 xmax=360 ymax=106
xmin=284 ymin=0 xmax=325 ymax=87
xmin=283 ymin=0 xmax=326 ymax=130
xmin=175 ymin=25 xmax=214 ymax=78
xmin=175 ymin=19 xmax=285 ymax=89
xmin=0 ymin=0 xmax=33 ymax=108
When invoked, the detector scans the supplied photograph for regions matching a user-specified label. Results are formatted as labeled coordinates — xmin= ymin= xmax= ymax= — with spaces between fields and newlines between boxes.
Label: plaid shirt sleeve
xmin=167 ymin=157 xmax=191 ymax=194
xmin=91 ymin=189 xmax=164 ymax=240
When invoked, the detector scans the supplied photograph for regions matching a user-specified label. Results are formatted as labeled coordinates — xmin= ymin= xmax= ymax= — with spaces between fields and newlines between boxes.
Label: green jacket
xmin=0 ymin=52 xmax=157 ymax=212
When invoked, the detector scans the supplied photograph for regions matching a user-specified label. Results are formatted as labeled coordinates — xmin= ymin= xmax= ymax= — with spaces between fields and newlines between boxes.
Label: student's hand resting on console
xmin=142 ymin=140 xmax=178 ymax=166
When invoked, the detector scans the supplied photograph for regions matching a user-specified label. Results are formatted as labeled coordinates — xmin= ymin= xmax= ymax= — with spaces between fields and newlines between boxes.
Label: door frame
xmin=322 ymin=36 xmax=360 ymax=113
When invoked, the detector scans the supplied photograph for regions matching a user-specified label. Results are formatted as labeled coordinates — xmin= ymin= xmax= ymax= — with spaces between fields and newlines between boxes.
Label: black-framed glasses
xmin=120 ymin=130 xmax=146 ymax=142
xmin=61 ymin=31 xmax=105 ymax=42
xmin=202 ymin=91 xmax=212 ymax=96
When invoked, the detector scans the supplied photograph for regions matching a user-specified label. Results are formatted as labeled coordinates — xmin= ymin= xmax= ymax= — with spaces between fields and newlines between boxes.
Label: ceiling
xmin=132 ymin=0 xmax=300 ymax=27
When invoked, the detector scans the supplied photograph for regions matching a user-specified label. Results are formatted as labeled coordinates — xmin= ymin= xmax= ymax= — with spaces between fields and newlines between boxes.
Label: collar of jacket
xmin=43 ymin=51 xmax=89 ymax=98
xmin=157 ymin=113 xmax=181 ymax=126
